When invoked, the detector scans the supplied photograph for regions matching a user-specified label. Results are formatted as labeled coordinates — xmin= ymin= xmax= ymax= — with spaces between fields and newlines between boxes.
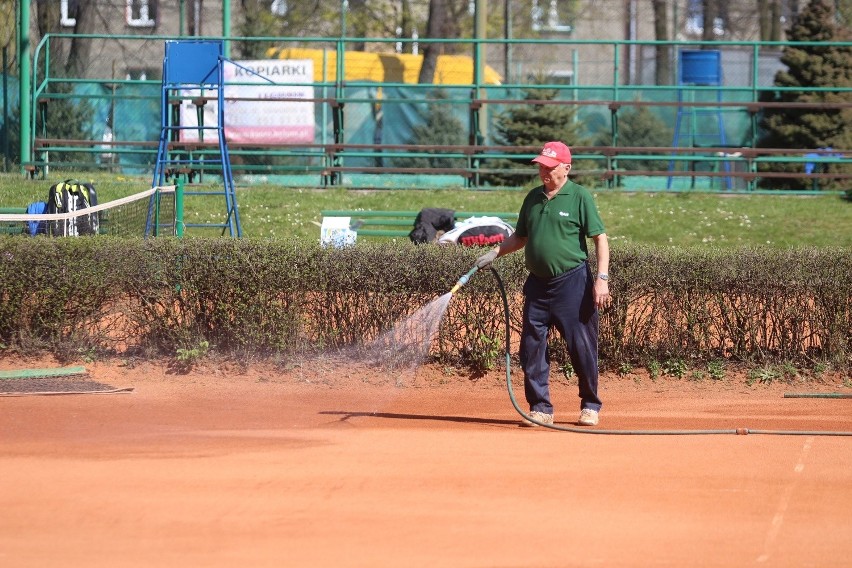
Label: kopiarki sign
xmin=180 ymin=59 xmax=315 ymax=144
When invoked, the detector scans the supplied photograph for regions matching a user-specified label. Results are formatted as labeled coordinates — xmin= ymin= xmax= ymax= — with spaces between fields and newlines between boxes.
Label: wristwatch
xmin=597 ymin=273 xmax=609 ymax=281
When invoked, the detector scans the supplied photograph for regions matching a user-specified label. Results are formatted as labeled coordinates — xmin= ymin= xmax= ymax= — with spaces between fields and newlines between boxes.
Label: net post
xmin=176 ymin=177 xmax=185 ymax=237
xmin=154 ymin=187 xmax=160 ymax=236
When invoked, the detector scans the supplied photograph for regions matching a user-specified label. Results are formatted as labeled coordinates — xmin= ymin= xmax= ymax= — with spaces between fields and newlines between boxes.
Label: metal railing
xmin=23 ymin=34 xmax=852 ymax=192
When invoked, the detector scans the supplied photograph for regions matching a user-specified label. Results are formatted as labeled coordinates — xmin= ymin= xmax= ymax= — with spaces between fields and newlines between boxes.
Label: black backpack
xmin=408 ymin=208 xmax=456 ymax=244
xmin=46 ymin=180 xmax=100 ymax=237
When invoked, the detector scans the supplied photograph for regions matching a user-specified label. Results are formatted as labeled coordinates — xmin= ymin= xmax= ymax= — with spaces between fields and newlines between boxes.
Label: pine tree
xmin=482 ymin=86 xmax=587 ymax=187
xmin=756 ymin=0 xmax=852 ymax=190
xmin=595 ymin=105 xmax=673 ymax=171
xmin=35 ymin=82 xmax=95 ymax=166
xmin=395 ymin=90 xmax=467 ymax=169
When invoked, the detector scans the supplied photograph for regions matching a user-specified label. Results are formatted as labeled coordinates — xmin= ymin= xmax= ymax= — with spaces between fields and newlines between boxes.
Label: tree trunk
xmin=65 ymin=1 xmax=95 ymax=78
xmin=35 ymin=1 xmax=64 ymax=76
xmin=189 ymin=0 xmax=204 ymax=36
xmin=652 ymin=0 xmax=671 ymax=84
xmin=701 ymin=0 xmax=718 ymax=41
xmin=758 ymin=0 xmax=770 ymax=40
xmin=399 ymin=0 xmax=414 ymax=54
xmin=770 ymin=0 xmax=782 ymax=41
xmin=417 ymin=0 xmax=465 ymax=83
xmin=348 ymin=0 xmax=368 ymax=51
xmin=418 ymin=0 xmax=448 ymax=84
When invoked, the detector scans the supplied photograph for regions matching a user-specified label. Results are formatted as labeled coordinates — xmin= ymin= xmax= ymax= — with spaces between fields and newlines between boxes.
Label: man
xmin=476 ymin=141 xmax=611 ymax=427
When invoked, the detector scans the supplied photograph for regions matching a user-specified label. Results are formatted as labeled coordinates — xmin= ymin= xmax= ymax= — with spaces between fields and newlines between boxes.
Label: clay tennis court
xmin=1 ymin=358 xmax=851 ymax=567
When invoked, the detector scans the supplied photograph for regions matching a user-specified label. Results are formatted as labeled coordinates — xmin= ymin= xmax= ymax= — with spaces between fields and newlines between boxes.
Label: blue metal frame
xmin=668 ymin=49 xmax=732 ymax=190
xmin=152 ymin=39 xmax=242 ymax=237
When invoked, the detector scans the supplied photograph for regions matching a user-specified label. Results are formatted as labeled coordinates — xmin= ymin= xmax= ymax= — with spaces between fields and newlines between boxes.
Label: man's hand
xmin=594 ymin=278 xmax=612 ymax=310
xmin=475 ymin=247 xmax=500 ymax=269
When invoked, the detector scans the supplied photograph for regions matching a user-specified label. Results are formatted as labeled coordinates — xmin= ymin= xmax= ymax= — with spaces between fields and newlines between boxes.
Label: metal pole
xmin=503 ymin=0 xmax=511 ymax=84
xmin=176 ymin=177 xmax=185 ymax=237
xmin=222 ymin=0 xmax=231 ymax=57
xmin=179 ymin=0 xmax=185 ymax=36
xmin=3 ymin=47 xmax=9 ymax=172
xmin=154 ymin=185 xmax=161 ymax=236
xmin=475 ymin=0 xmax=487 ymax=142
xmin=18 ymin=0 xmax=31 ymax=171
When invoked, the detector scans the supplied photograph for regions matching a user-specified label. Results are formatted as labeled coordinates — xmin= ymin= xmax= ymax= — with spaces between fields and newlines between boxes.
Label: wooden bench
xmin=320 ymin=209 xmax=518 ymax=238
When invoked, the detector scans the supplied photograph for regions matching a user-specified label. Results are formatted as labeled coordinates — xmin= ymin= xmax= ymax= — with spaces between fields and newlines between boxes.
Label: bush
xmin=0 ymin=237 xmax=849 ymax=373
xmin=393 ymin=89 xmax=468 ymax=170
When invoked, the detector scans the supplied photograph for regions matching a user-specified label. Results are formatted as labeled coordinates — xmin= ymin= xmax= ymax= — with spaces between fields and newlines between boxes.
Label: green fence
xmin=21 ymin=34 xmax=852 ymax=191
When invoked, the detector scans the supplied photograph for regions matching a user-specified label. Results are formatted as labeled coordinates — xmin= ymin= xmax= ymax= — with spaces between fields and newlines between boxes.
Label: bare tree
xmin=701 ymin=0 xmax=720 ymax=40
xmin=35 ymin=1 xmax=62 ymax=72
xmin=418 ymin=0 xmax=446 ymax=84
xmin=758 ymin=0 xmax=771 ymax=39
xmin=417 ymin=0 xmax=467 ymax=83
xmin=240 ymin=0 xmax=341 ymax=39
xmin=769 ymin=0 xmax=783 ymax=40
xmin=345 ymin=0 xmax=419 ymax=52
xmin=652 ymin=0 xmax=671 ymax=84
xmin=188 ymin=0 xmax=205 ymax=35
xmin=398 ymin=0 xmax=415 ymax=54
xmin=64 ymin=1 xmax=96 ymax=77
xmin=348 ymin=0 xmax=370 ymax=50
xmin=0 ymin=1 xmax=16 ymax=70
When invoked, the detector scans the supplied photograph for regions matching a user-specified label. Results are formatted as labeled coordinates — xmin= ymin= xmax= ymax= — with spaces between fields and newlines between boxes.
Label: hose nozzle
xmin=450 ymin=265 xmax=480 ymax=294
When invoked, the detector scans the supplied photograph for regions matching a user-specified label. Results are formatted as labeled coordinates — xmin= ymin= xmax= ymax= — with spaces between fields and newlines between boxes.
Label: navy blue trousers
xmin=520 ymin=263 xmax=602 ymax=414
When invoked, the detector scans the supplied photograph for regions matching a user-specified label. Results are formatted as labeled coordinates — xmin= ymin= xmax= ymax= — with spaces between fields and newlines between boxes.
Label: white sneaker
xmin=578 ymin=408 xmax=599 ymax=426
xmin=521 ymin=410 xmax=554 ymax=427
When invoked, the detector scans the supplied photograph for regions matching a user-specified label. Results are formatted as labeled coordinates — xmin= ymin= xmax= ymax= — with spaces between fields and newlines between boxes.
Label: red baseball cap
xmin=531 ymin=141 xmax=572 ymax=167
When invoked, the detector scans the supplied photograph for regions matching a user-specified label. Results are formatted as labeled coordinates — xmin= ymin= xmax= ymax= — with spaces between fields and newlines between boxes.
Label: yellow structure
xmin=267 ymin=47 xmax=502 ymax=85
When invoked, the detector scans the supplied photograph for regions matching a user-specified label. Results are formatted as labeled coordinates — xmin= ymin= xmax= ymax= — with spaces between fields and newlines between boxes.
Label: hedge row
xmin=0 ymin=237 xmax=849 ymax=372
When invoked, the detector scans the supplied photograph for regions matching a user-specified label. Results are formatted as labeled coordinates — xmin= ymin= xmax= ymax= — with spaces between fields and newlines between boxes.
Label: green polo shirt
xmin=514 ymin=181 xmax=606 ymax=278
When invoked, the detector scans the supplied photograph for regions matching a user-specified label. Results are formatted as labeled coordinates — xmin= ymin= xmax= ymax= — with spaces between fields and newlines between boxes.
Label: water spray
xmin=450 ymin=265 xmax=480 ymax=295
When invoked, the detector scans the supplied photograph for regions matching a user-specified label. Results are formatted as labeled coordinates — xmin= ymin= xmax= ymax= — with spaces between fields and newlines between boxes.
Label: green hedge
xmin=1 ymin=236 xmax=849 ymax=372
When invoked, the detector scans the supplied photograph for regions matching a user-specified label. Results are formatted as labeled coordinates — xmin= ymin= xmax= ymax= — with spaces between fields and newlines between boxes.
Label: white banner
xmin=180 ymin=59 xmax=315 ymax=144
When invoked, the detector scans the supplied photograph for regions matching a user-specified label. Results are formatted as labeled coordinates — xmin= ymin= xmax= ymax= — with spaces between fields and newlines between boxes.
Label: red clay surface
xmin=1 ymin=358 xmax=851 ymax=567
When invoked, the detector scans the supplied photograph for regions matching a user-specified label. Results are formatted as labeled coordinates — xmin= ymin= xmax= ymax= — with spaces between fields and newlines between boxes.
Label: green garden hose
xmin=484 ymin=266 xmax=852 ymax=437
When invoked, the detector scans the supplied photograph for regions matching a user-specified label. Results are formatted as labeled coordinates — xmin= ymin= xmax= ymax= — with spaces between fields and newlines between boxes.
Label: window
xmin=271 ymin=0 xmax=289 ymax=17
xmin=127 ymin=0 xmax=156 ymax=27
xmin=61 ymin=0 xmax=78 ymax=27
xmin=531 ymin=0 xmax=573 ymax=34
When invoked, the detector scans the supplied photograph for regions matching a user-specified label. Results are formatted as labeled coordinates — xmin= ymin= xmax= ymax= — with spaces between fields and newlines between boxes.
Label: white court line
xmin=756 ymin=436 xmax=814 ymax=563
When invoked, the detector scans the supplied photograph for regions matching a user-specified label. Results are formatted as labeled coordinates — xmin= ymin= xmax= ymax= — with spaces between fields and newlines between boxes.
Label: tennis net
xmin=0 ymin=185 xmax=176 ymax=237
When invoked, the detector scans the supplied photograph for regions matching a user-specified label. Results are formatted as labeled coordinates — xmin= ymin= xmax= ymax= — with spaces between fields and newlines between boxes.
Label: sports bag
xmin=436 ymin=216 xmax=514 ymax=247
xmin=46 ymin=179 xmax=100 ymax=237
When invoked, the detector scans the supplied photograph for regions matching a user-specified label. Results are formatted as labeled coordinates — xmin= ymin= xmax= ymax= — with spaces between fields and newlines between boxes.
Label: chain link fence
xmin=12 ymin=34 xmax=852 ymax=190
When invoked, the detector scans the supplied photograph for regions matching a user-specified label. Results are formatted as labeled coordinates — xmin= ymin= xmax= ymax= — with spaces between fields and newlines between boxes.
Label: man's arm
xmin=496 ymin=232 xmax=527 ymax=258
xmin=592 ymin=233 xmax=611 ymax=309
xmin=475 ymin=233 xmax=527 ymax=269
